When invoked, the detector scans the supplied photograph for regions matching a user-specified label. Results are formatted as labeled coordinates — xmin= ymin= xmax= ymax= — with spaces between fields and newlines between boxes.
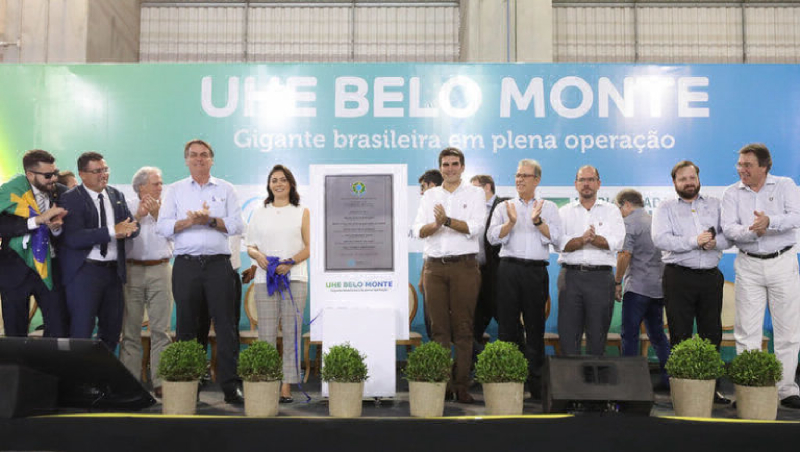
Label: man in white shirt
xmin=721 ymin=143 xmax=800 ymax=409
xmin=413 ymin=147 xmax=485 ymax=403
xmin=488 ymin=159 xmax=562 ymax=399
xmin=120 ymin=166 xmax=173 ymax=399
xmin=557 ymin=166 xmax=624 ymax=356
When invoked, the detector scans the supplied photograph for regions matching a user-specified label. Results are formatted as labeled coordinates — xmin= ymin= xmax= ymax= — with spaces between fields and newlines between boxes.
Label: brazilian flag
xmin=0 ymin=174 xmax=53 ymax=289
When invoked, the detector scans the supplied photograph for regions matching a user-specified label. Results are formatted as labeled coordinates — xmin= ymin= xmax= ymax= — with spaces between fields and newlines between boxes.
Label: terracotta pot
xmin=328 ymin=381 xmax=364 ymax=418
xmin=734 ymin=384 xmax=778 ymax=421
xmin=483 ymin=382 xmax=524 ymax=416
xmin=162 ymin=380 xmax=198 ymax=415
xmin=243 ymin=380 xmax=280 ymax=417
xmin=670 ymin=377 xmax=715 ymax=418
xmin=408 ymin=381 xmax=446 ymax=417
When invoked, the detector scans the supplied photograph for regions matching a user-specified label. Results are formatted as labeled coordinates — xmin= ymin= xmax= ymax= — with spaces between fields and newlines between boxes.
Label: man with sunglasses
xmin=59 ymin=152 xmax=139 ymax=352
xmin=0 ymin=149 xmax=70 ymax=337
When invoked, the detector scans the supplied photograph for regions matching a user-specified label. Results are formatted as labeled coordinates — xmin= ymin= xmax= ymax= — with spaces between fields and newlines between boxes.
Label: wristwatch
xmin=208 ymin=218 xmax=217 ymax=228
xmin=533 ymin=217 xmax=543 ymax=226
xmin=444 ymin=217 xmax=452 ymax=228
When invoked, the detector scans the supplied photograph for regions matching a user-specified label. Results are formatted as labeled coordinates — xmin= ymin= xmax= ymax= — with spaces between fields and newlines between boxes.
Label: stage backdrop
xmin=2 ymin=63 xmax=799 ymax=350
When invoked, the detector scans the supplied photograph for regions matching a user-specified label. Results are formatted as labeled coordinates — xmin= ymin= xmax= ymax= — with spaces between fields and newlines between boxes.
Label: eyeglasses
xmin=28 ymin=169 xmax=60 ymax=179
xmin=515 ymin=173 xmax=536 ymax=179
xmin=83 ymin=167 xmax=110 ymax=175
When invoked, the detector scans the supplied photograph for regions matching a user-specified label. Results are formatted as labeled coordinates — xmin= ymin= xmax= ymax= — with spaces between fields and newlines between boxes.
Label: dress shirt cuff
xmin=52 ymin=227 xmax=63 ymax=237
xmin=108 ymin=226 xmax=116 ymax=240
xmin=27 ymin=217 xmax=39 ymax=230
xmin=687 ymin=235 xmax=698 ymax=249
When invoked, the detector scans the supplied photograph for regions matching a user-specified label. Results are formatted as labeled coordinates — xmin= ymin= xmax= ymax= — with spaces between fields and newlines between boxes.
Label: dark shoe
xmin=224 ymin=387 xmax=245 ymax=405
xmin=445 ymin=390 xmax=455 ymax=401
xmin=279 ymin=396 xmax=294 ymax=404
xmin=455 ymin=388 xmax=474 ymax=404
xmin=781 ymin=395 xmax=800 ymax=409
xmin=713 ymin=391 xmax=731 ymax=405
xmin=153 ymin=386 xmax=163 ymax=399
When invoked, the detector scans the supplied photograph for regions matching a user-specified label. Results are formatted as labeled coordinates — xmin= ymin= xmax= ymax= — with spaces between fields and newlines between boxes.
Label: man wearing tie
xmin=59 ymin=152 xmax=139 ymax=351
xmin=157 ymin=139 xmax=244 ymax=405
xmin=0 ymin=149 xmax=69 ymax=337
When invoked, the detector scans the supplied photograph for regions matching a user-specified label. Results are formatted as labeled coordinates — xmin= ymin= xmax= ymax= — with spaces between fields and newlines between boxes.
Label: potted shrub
xmin=321 ymin=343 xmax=369 ymax=418
xmin=729 ymin=349 xmax=782 ymax=420
xmin=475 ymin=341 xmax=528 ymax=415
xmin=665 ymin=335 xmax=725 ymax=418
xmin=157 ymin=340 xmax=207 ymax=415
xmin=237 ymin=341 xmax=283 ymax=417
xmin=404 ymin=342 xmax=452 ymax=417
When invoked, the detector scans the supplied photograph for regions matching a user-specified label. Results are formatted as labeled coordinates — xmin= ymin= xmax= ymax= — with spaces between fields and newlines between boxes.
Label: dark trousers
xmin=621 ymin=291 xmax=670 ymax=385
xmin=557 ymin=267 xmax=615 ymax=356
xmin=173 ymin=256 xmax=240 ymax=393
xmin=0 ymin=269 xmax=68 ymax=337
xmin=65 ymin=263 xmax=124 ymax=351
xmin=474 ymin=263 xmax=497 ymax=342
xmin=662 ymin=264 xmax=723 ymax=348
xmin=197 ymin=267 xmax=242 ymax=349
xmin=423 ymin=257 xmax=480 ymax=391
xmin=496 ymin=259 xmax=548 ymax=383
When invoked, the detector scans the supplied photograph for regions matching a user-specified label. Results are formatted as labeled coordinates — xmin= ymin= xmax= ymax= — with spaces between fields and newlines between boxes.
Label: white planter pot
xmin=243 ymin=380 xmax=281 ymax=417
xmin=734 ymin=384 xmax=778 ymax=421
xmin=483 ymin=382 xmax=524 ymax=416
xmin=408 ymin=381 xmax=446 ymax=417
xmin=328 ymin=381 xmax=364 ymax=418
xmin=670 ymin=377 xmax=715 ymax=418
xmin=162 ymin=380 xmax=198 ymax=415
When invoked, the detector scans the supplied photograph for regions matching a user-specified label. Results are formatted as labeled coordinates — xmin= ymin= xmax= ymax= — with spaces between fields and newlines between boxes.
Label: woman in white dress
xmin=245 ymin=165 xmax=310 ymax=402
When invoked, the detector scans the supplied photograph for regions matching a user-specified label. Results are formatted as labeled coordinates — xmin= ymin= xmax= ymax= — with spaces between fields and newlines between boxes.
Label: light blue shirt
xmin=651 ymin=193 xmax=730 ymax=269
xmin=156 ymin=176 xmax=243 ymax=256
xmin=721 ymin=174 xmax=800 ymax=254
xmin=488 ymin=197 xmax=562 ymax=261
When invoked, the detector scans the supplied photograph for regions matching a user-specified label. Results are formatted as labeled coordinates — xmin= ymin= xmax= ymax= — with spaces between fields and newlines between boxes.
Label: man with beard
xmin=557 ymin=165 xmax=624 ymax=356
xmin=721 ymin=144 xmax=800 ymax=409
xmin=488 ymin=159 xmax=561 ymax=398
xmin=652 ymin=160 xmax=731 ymax=404
xmin=0 ymin=149 xmax=69 ymax=337
xmin=413 ymin=147 xmax=485 ymax=403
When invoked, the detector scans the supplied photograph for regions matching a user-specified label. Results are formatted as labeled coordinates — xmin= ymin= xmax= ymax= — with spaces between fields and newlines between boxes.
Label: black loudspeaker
xmin=0 ymin=365 xmax=59 ymax=418
xmin=0 ymin=337 xmax=155 ymax=417
xmin=543 ymin=355 xmax=654 ymax=415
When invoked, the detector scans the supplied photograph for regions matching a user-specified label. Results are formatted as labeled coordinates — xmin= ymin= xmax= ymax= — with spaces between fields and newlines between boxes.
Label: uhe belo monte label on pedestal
xmin=324 ymin=174 xmax=395 ymax=272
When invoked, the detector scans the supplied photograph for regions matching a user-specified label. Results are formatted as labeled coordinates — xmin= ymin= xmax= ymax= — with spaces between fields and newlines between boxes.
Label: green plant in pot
xmin=157 ymin=340 xmax=207 ymax=415
xmin=238 ymin=341 xmax=283 ymax=417
xmin=664 ymin=335 xmax=724 ymax=418
xmin=321 ymin=343 xmax=369 ymax=418
xmin=728 ymin=349 xmax=782 ymax=420
xmin=404 ymin=342 xmax=452 ymax=417
xmin=475 ymin=340 xmax=528 ymax=415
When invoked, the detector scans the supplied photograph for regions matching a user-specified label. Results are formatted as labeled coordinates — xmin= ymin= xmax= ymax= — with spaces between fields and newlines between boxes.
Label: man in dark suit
xmin=470 ymin=175 xmax=510 ymax=348
xmin=0 ymin=149 xmax=69 ymax=337
xmin=59 ymin=152 xmax=139 ymax=351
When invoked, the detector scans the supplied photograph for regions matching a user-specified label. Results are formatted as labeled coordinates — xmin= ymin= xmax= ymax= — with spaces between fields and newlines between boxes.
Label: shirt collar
xmin=677 ymin=193 xmax=706 ymax=204
xmin=191 ymin=175 xmax=218 ymax=187
xmin=83 ymin=185 xmax=107 ymax=201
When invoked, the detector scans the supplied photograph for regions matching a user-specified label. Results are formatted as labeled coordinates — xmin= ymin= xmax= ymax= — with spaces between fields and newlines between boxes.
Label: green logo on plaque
xmin=351 ymin=181 xmax=366 ymax=196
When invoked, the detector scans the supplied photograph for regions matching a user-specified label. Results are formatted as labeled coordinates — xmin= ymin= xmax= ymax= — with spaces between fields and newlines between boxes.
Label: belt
xmin=740 ymin=245 xmax=793 ymax=260
xmin=127 ymin=258 xmax=170 ymax=266
xmin=563 ymin=264 xmax=612 ymax=272
xmin=176 ymin=254 xmax=229 ymax=265
xmin=501 ymin=257 xmax=548 ymax=267
xmin=666 ymin=263 xmax=718 ymax=274
xmin=85 ymin=259 xmax=117 ymax=268
xmin=425 ymin=254 xmax=477 ymax=264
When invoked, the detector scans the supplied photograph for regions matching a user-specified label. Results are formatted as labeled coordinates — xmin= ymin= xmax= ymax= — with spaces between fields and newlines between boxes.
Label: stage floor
xmin=3 ymin=371 xmax=800 ymax=452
